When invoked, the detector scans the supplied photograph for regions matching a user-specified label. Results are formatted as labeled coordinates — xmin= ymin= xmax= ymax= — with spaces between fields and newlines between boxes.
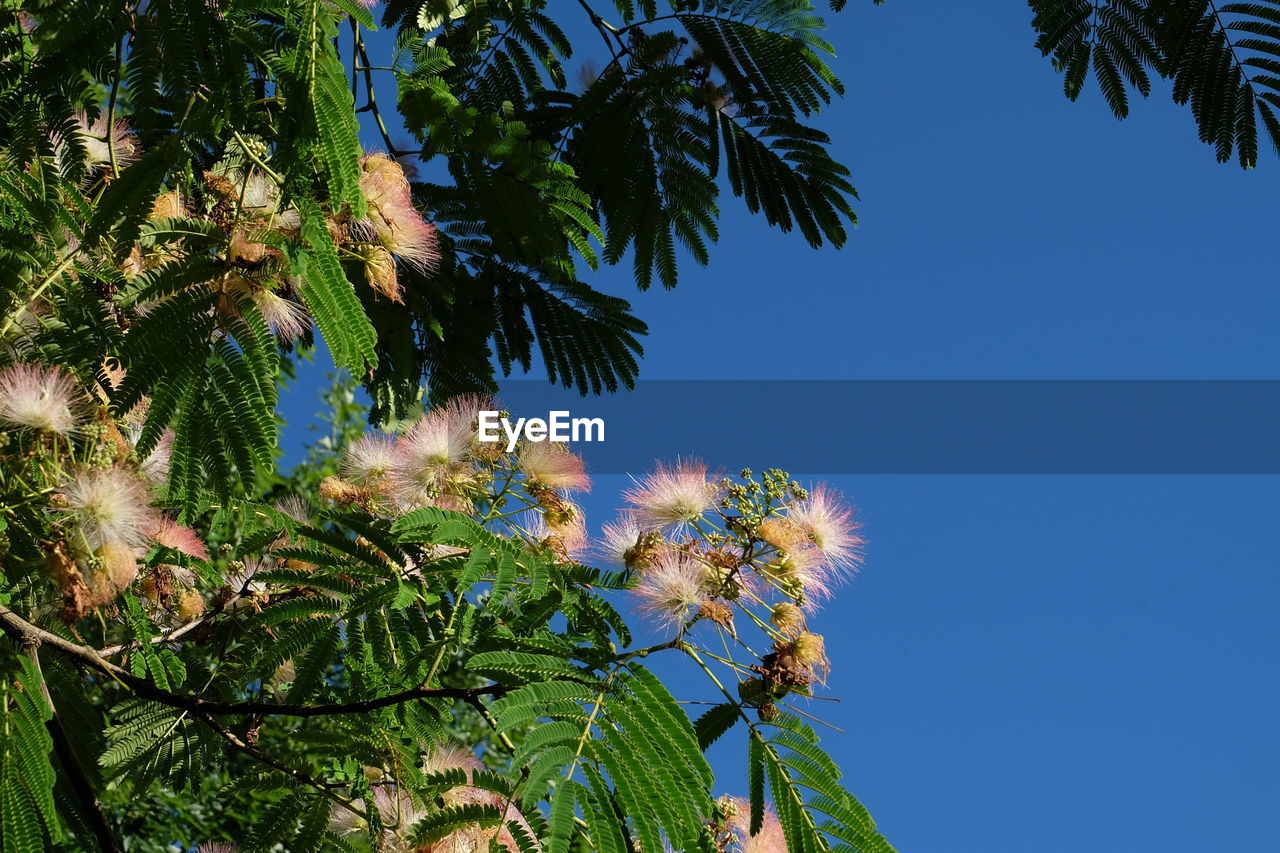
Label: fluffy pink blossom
xmin=518 ymin=441 xmax=590 ymax=491
xmin=633 ymin=551 xmax=708 ymax=629
xmin=222 ymin=556 xmax=268 ymax=600
xmin=437 ymin=393 xmax=495 ymax=444
xmin=93 ymin=540 xmax=143 ymax=601
xmin=57 ymin=466 xmax=158 ymax=551
xmin=331 ymin=745 xmax=536 ymax=853
xmin=196 ymin=844 xmax=239 ymax=853
xmin=273 ymin=494 xmax=312 ymax=524
xmin=248 ymin=286 xmax=311 ymax=341
xmin=623 ymin=459 xmax=721 ymax=532
xmin=765 ymin=546 xmax=833 ymax=606
xmin=527 ymin=505 xmax=589 ymax=560
xmin=71 ymin=110 xmax=140 ymax=172
xmin=787 ymin=485 xmax=863 ymax=575
xmin=357 ymin=153 xmax=440 ymax=272
xmin=722 ymin=796 xmax=788 ymax=853
xmin=388 ymin=408 xmax=475 ymax=509
xmin=150 ymin=517 xmax=209 ymax=561
xmin=0 ymin=363 xmax=83 ymax=435
xmin=238 ymin=171 xmax=281 ymax=216
xmin=139 ymin=429 xmax=174 ymax=484
xmin=598 ymin=514 xmax=646 ymax=566
xmin=342 ymin=433 xmax=397 ymax=485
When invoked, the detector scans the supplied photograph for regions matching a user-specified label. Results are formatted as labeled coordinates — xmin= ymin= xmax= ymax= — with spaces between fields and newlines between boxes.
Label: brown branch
xmin=0 ymin=605 xmax=504 ymax=718
xmin=24 ymin=645 xmax=121 ymax=853
xmin=96 ymin=586 xmax=246 ymax=658
xmin=197 ymin=712 xmax=358 ymax=811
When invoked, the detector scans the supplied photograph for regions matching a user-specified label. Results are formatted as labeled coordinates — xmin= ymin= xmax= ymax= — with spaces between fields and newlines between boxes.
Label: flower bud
xmin=318 ymin=475 xmax=364 ymax=505
xmin=757 ymin=517 xmax=806 ymax=551
xmin=770 ymin=602 xmax=804 ymax=636
xmin=176 ymin=589 xmax=205 ymax=622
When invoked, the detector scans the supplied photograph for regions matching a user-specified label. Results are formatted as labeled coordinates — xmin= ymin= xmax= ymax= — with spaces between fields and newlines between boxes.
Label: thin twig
xmin=0 ymin=605 xmax=504 ymax=718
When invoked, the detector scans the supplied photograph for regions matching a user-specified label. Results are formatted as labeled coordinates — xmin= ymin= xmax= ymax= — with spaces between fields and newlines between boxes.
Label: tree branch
xmin=0 ymin=605 xmax=504 ymax=718
xmin=24 ymin=645 xmax=121 ymax=853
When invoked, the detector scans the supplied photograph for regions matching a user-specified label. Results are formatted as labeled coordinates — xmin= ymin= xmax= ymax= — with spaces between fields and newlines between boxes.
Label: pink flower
xmin=623 ymin=459 xmax=722 ymax=532
xmin=764 ymin=546 xmax=833 ymax=606
xmin=150 ymin=517 xmax=209 ymax=561
xmin=633 ymin=551 xmax=708 ymax=629
xmin=139 ymin=429 xmax=173 ymax=484
xmin=342 ymin=434 xmax=397 ymax=484
xmin=0 ymin=363 xmax=83 ymax=435
xmin=57 ymin=466 xmax=158 ymax=551
xmin=787 ymin=485 xmax=863 ymax=575
xmin=518 ymin=441 xmax=590 ymax=491
xmin=248 ymin=286 xmax=311 ymax=341
xmin=528 ymin=505 xmax=589 ymax=560
xmin=388 ymin=408 xmax=475 ymax=509
xmin=196 ymin=844 xmax=240 ymax=853
xmin=598 ymin=514 xmax=646 ymax=566
xmin=331 ymin=745 xmax=537 ymax=853
xmin=437 ymin=393 xmax=495 ymax=443
xmin=721 ymin=796 xmax=788 ymax=853
xmin=94 ymin=540 xmax=143 ymax=601
xmin=357 ymin=153 xmax=440 ymax=272
xmin=71 ymin=110 xmax=140 ymax=172
xmin=273 ymin=494 xmax=312 ymax=524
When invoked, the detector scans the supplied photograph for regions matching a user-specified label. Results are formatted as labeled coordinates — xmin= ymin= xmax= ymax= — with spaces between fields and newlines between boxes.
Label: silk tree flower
xmin=222 ymin=557 xmax=268 ymax=603
xmin=331 ymin=745 xmax=534 ymax=853
xmin=0 ymin=362 xmax=84 ymax=435
xmin=150 ymin=517 xmax=209 ymax=561
xmin=527 ymin=504 xmax=589 ymax=561
xmin=756 ymin=517 xmax=808 ymax=552
xmin=273 ymin=494 xmax=312 ymax=525
xmin=786 ymin=485 xmax=864 ymax=574
xmin=357 ymin=153 xmax=440 ymax=272
xmin=150 ymin=189 xmax=184 ymax=220
xmin=139 ymin=429 xmax=174 ymax=484
xmin=421 ymin=746 xmax=537 ymax=853
xmin=253 ymin=290 xmax=311 ymax=341
xmin=438 ymin=393 xmax=494 ymax=447
xmin=518 ymin=441 xmax=590 ymax=491
xmin=239 ymin=171 xmax=281 ymax=216
xmin=598 ymin=514 xmax=667 ymax=571
xmin=342 ymin=434 xmax=398 ymax=485
xmin=790 ymin=631 xmax=830 ymax=682
xmin=633 ymin=551 xmax=710 ymax=629
xmin=623 ymin=459 xmax=722 ymax=532
xmin=720 ymin=796 xmax=788 ymax=853
xmin=388 ymin=408 xmax=476 ymax=509
xmin=763 ymin=546 xmax=833 ymax=605
xmin=357 ymin=242 xmax=403 ymax=303
xmin=70 ymin=110 xmax=140 ymax=172
xmin=57 ymin=466 xmax=158 ymax=552
xmin=599 ymin=515 xmax=645 ymax=567
xmin=93 ymin=540 xmax=143 ymax=601
xmin=196 ymin=844 xmax=240 ymax=853
xmin=769 ymin=602 xmax=805 ymax=637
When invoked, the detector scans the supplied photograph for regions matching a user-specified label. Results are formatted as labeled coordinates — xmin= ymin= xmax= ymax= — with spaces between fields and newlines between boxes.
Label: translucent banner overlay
xmin=493 ymin=380 xmax=1280 ymax=474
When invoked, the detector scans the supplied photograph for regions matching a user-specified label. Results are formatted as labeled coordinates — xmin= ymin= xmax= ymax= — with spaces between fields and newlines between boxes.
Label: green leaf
xmin=292 ymin=197 xmax=378 ymax=374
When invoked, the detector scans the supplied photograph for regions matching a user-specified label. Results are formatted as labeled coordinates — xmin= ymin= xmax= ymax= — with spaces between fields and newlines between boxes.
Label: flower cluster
xmin=0 ymin=361 xmax=207 ymax=620
xmin=323 ymin=396 xmax=591 ymax=561
xmin=605 ymin=463 xmax=863 ymax=713
xmin=23 ymin=127 xmax=441 ymax=348
xmin=327 ymin=744 xmax=535 ymax=853
xmin=1 ymin=369 xmax=863 ymax=853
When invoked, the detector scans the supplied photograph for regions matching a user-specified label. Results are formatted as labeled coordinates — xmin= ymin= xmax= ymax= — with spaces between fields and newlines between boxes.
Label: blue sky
xmin=281 ymin=4 xmax=1280 ymax=851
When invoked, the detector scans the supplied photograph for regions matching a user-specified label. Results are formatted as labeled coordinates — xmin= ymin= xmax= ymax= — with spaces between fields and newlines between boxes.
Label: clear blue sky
xmin=281 ymin=4 xmax=1280 ymax=851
